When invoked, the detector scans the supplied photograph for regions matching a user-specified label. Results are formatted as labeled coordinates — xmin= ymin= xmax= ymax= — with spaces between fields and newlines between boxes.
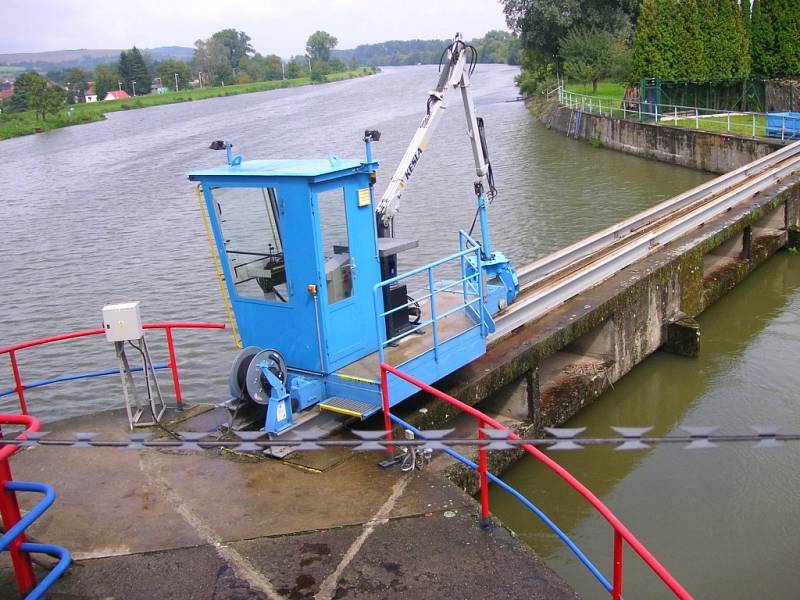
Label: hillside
xmin=0 ymin=47 xmax=193 ymax=69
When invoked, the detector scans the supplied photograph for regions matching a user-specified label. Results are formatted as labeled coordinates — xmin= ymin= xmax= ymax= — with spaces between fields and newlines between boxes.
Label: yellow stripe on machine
xmin=195 ymin=185 xmax=242 ymax=349
xmin=337 ymin=373 xmax=377 ymax=384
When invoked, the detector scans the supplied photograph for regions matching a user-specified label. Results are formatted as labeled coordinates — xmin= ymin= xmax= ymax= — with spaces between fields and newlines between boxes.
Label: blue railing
xmin=0 ymin=363 xmax=168 ymax=399
xmin=1 ymin=481 xmax=71 ymax=600
xmin=372 ymin=231 xmax=486 ymax=365
xmin=387 ymin=413 xmax=612 ymax=592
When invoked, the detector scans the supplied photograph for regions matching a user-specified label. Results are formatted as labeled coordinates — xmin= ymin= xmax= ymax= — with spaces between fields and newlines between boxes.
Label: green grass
xmin=561 ymin=80 xmax=778 ymax=138
xmin=670 ymin=113 xmax=767 ymax=137
xmin=564 ymin=81 xmax=626 ymax=104
xmin=0 ymin=68 xmax=377 ymax=141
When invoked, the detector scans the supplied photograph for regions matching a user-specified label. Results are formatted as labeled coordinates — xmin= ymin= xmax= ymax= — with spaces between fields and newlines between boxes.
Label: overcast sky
xmin=1 ymin=0 xmax=509 ymax=56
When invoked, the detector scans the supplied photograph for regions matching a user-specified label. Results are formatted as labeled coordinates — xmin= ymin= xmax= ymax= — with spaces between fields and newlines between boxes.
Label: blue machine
xmin=766 ymin=112 xmax=800 ymax=140
xmin=188 ymin=35 xmax=518 ymax=435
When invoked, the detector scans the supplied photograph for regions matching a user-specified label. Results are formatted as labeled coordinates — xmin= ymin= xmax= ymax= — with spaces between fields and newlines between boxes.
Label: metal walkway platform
xmin=319 ymin=397 xmax=375 ymax=418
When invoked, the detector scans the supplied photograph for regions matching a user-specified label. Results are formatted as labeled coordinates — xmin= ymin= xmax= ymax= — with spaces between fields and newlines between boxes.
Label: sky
xmin=0 ymin=0 xmax=509 ymax=56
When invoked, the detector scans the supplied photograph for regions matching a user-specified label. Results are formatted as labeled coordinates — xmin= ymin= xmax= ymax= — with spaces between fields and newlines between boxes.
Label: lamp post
xmin=131 ymin=80 xmax=137 ymax=97
xmin=174 ymin=72 xmax=179 ymax=92
xmin=117 ymin=80 xmax=122 ymax=92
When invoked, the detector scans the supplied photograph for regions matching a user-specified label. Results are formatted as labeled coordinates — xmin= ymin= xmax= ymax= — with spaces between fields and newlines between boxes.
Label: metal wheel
xmin=245 ymin=348 xmax=287 ymax=405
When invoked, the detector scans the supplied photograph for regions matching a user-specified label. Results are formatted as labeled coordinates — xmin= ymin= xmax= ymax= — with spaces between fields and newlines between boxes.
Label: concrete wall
xmin=539 ymin=102 xmax=786 ymax=174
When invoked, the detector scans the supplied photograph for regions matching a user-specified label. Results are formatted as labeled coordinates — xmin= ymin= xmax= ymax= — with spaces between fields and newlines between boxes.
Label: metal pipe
xmin=0 ymin=414 xmax=40 ymax=596
xmin=381 ymin=363 xmax=692 ymax=599
xmin=612 ymin=530 xmax=624 ymax=600
xmin=381 ymin=368 xmax=393 ymax=455
xmin=0 ymin=461 xmax=34 ymax=595
xmin=8 ymin=351 xmax=27 ymax=416
xmin=18 ymin=541 xmax=71 ymax=600
xmin=387 ymin=409 xmax=612 ymax=592
xmin=477 ymin=421 xmax=490 ymax=526
xmin=0 ymin=363 xmax=169 ymax=399
xmin=164 ymin=328 xmax=182 ymax=410
xmin=428 ymin=269 xmax=439 ymax=361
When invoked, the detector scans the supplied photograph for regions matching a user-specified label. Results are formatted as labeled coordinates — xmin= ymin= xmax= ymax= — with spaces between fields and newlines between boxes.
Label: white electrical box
xmin=102 ymin=302 xmax=144 ymax=342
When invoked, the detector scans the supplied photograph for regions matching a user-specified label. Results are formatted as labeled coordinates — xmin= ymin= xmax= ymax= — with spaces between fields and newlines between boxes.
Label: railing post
xmin=727 ymin=112 xmax=731 ymax=132
xmin=164 ymin=327 xmax=183 ymax=410
xmin=695 ymin=108 xmax=699 ymax=129
xmin=8 ymin=351 xmax=28 ymax=416
xmin=380 ymin=365 xmax=393 ymax=456
xmin=428 ymin=269 xmax=439 ymax=362
xmin=753 ymin=113 xmax=757 ymax=137
xmin=0 ymin=461 xmax=35 ymax=595
xmin=612 ymin=530 xmax=624 ymax=600
xmin=477 ymin=420 xmax=491 ymax=529
xmin=782 ymin=117 xmax=786 ymax=141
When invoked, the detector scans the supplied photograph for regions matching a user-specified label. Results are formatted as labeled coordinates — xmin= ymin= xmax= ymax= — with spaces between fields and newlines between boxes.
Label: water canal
xmin=2 ymin=65 xmax=793 ymax=597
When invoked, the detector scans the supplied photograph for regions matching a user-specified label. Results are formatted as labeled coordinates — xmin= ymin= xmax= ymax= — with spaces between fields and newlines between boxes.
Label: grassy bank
xmin=0 ymin=68 xmax=376 ymax=141
xmin=564 ymin=81 xmax=626 ymax=104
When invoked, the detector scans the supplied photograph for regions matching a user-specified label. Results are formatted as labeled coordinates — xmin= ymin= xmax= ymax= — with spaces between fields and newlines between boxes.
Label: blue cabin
xmin=189 ymin=141 xmax=495 ymax=434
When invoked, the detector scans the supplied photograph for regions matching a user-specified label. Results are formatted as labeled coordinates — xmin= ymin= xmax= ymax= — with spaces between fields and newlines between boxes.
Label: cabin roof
xmin=188 ymin=158 xmax=370 ymax=180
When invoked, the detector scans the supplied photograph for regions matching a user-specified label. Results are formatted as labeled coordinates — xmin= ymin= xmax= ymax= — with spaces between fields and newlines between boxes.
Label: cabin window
xmin=317 ymin=188 xmax=353 ymax=304
xmin=214 ymin=187 xmax=288 ymax=302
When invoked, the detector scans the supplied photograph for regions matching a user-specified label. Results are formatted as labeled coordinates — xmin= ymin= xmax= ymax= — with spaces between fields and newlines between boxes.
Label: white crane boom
xmin=375 ymin=33 xmax=490 ymax=231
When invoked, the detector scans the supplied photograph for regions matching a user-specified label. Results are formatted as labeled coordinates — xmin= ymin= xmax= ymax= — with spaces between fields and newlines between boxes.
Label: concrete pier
xmin=0 ymin=408 xmax=577 ymax=599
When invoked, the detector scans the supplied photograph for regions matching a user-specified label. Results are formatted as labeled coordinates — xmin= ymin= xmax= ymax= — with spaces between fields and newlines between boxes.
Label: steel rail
xmin=493 ymin=144 xmax=800 ymax=339
xmin=515 ymin=140 xmax=800 ymax=289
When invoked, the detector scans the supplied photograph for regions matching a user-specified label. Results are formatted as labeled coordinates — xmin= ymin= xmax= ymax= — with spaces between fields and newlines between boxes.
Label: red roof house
xmin=104 ymin=90 xmax=130 ymax=101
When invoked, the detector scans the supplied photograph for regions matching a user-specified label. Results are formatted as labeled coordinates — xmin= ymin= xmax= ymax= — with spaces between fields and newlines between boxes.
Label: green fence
xmin=639 ymin=78 xmax=767 ymax=113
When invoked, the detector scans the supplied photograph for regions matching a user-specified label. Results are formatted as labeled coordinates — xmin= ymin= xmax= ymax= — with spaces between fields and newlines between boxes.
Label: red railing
xmin=381 ymin=362 xmax=692 ymax=600
xmin=0 ymin=322 xmax=226 ymax=415
xmin=0 ymin=414 xmax=41 ymax=593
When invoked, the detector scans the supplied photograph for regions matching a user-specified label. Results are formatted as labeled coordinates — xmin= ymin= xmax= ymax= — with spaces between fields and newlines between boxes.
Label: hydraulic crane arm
xmin=375 ymin=33 xmax=494 ymax=234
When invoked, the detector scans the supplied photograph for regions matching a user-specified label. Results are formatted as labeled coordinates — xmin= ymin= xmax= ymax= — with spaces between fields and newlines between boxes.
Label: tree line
xmin=0 ymin=28 xmax=351 ymax=118
xmin=333 ymin=31 xmax=521 ymax=66
xmin=503 ymin=0 xmax=800 ymax=95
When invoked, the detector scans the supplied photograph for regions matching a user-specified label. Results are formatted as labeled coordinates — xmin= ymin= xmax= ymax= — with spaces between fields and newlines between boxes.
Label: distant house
xmin=0 ymin=87 xmax=12 ymax=101
xmin=84 ymin=84 xmax=97 ymax=103
xmin=104 ymin=90 xmax=130 ymax=101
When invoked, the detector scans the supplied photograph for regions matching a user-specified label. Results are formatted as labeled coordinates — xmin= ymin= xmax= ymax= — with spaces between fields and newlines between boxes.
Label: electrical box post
xmin=101 ymin=302 xmax=165 ymax=429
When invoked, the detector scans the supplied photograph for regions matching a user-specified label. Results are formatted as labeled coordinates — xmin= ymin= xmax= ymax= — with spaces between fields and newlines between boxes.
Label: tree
xmin=630 ymin=0 xmax=674 ymax=80
xmin=752 ymin=0 xmax=800 ymax=76
xmin=118 ymin=47 xmax=151 ymax=95
xmin=6 ymin=71 xmax=42 ymax=112
xmin=193 ymin=38 xmax=233 ymax=86
xmin=284 ymin=61 xmax=302 ymax=79
xmin=306 ymin=31 xmax=338 ymax=64
xmin=210 ymin=29 xmax=254 ymax=69
xmin=154 ymin=58 xmax=192 ymax=91
xmin=62 ymin=67 xmax=90 ymax=103
xmin=94 ymin=63 xmax=120 ymax=101
xmin=16 ymin=72 xmax=64 ymax=120
xmin=238 ymin=53 xmax=283 ymax=82
xmin=502 ymin=0 xmax=639 ymax=63
xmin=676 ymin=0 xmax=708 ymax=81
xmin=561 ymin=27 xmax=616 ymax=91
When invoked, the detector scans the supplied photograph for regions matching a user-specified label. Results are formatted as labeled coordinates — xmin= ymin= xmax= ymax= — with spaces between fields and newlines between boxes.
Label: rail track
xmin=491 ymin=140 xmax=800 ymax=339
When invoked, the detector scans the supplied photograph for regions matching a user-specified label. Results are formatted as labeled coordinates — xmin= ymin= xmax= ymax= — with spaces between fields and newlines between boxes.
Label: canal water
xmin=2 ymin=65 xmax=792 ymax=596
